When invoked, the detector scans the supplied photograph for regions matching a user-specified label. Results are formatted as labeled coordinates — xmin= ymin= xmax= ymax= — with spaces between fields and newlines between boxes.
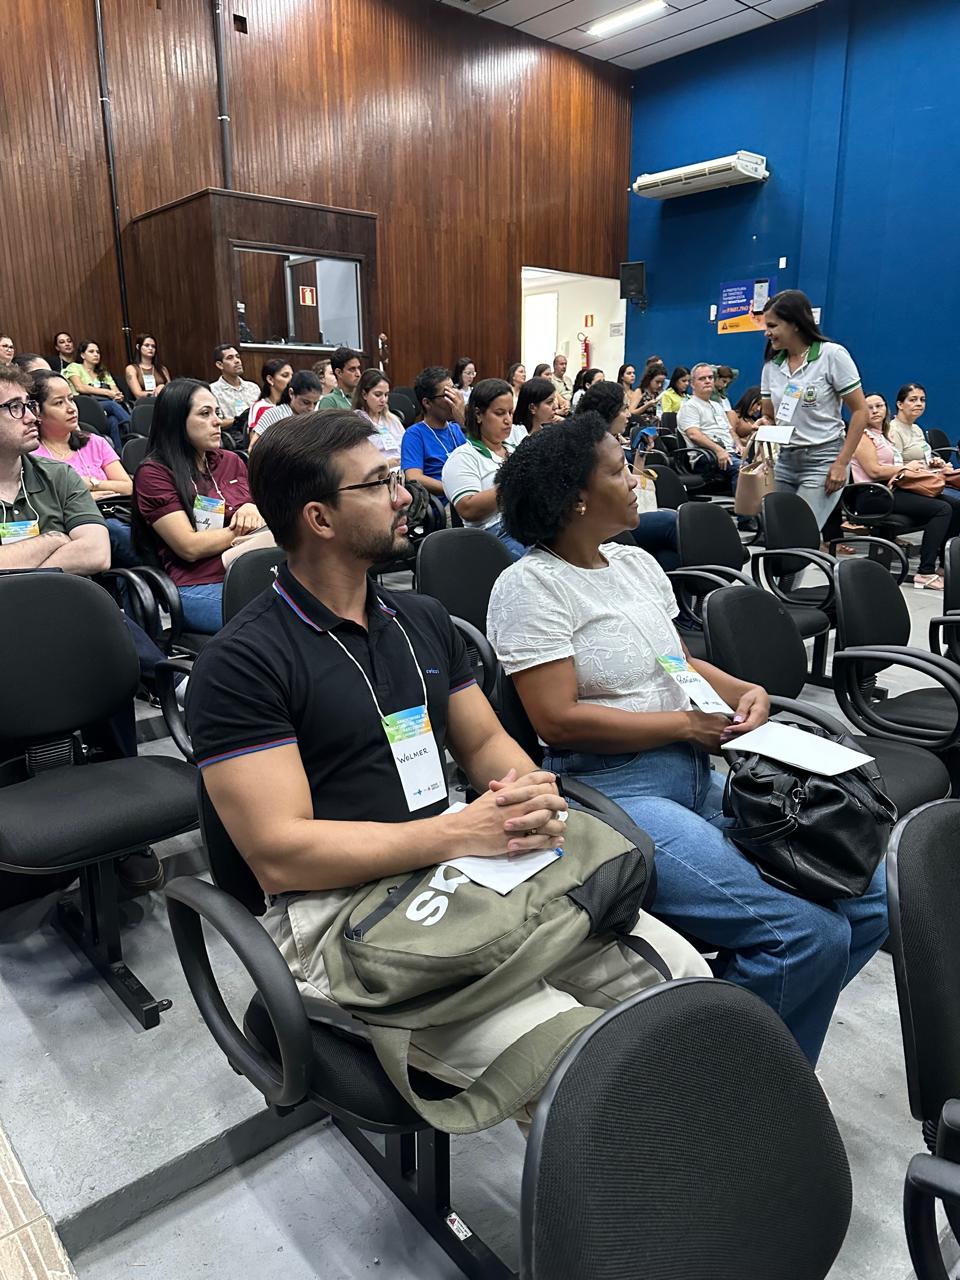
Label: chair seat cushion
xmin=681 ymin=629 xmax=708 ymax=660
xmin=0 ymin=756 xmax=198 ymax=873
xmin=243 ymin=993 xmax=457 ymax=1130
xmin=783 ymin=604 xmax=831 ymax=637
xmin=780 ymin=586 xmax=836 ymax=619
xmin=875 ymin=689 xmax=957 ymax=734
xmin=857 ymin=738 xmax=950 ymax=813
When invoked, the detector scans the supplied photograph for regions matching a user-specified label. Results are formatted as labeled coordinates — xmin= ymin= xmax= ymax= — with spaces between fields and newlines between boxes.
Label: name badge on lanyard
xmin=0 ymin=520 xmax=40 ymax=544
xmin=194 ymin=493 xmax=225 ymax=531
xmin=774 ymin=377 xmax=803 ymax=432
xmin=656 ymin=654 xmax=734 ymax=715
xmin=327 ymin=619 xmax=447 ymax=812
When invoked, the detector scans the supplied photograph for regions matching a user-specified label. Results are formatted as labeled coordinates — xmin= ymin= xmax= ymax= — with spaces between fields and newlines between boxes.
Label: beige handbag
xmin=633 ymin=463 xmax=659 ymax=515
xmin=734 ymin=444 xmax=777 ymax=516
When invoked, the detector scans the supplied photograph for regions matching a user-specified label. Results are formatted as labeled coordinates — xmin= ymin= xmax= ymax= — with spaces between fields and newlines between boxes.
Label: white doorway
xmin=521 ymin=267 xmax=625 ymax=380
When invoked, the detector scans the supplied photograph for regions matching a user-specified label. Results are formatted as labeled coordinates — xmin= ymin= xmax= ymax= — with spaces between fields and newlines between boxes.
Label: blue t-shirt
xmin=400 ymin=421 xmax=467 ymax=499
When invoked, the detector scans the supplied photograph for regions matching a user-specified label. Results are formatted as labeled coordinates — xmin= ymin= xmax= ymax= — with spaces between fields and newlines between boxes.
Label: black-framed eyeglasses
xmin=335 ymin=468 xmax=403 ymax=502
xmin=0 ymin=398 xmax=39 ymax=420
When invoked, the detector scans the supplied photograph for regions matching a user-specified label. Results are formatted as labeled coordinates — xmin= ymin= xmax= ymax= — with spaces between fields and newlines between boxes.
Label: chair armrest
xmin=165 ymin=876 xmax=312 ymax=1108
xmin=767 ymin=695 xmax=851 ymax=739
xmin=841 ymin=482 xmax=894 ymax=521
xmin=155 ymin=658 xmax=195 ymax=761
xmin=750 ymin=548 xmax=835 ymax=610
xmin=832 ymin=646 xmax=960 ymax=750
xmin=825 ymin=536 xmax=909 ymax=583
xmin=450 ymin=616 xmax=497 ymax=700
xmin=671 ymin=445 xmax=712 ymax=469
xmin=666 ymin=569 xmax=736 ymax=625
xmin=904 ymin=1151 xmax=960 ymax=1280
xmin=928 ymin=614 xmax=960 ymax=658
xmin=95 ymin=568 xmax=160 ymax=636
xmin=683 ymin=563 xmax=754 ymax=588
xmin=129 ymin=565 xmax=185 ymax=650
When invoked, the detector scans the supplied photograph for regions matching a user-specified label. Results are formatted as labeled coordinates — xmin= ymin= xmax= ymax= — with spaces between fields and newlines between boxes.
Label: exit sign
xmin=299 ymin=285 xmax=317 ymax=307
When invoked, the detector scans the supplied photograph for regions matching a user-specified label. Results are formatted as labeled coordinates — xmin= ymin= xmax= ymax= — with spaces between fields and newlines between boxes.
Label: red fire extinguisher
xmin=578 ymin=331 xmax=591 ymax=368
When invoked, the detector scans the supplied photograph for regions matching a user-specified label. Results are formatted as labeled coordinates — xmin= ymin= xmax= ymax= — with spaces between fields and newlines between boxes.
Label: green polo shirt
xmin=317 ymin=388 xmax=352 ymax=410
xmin=2 ymin=453 xmax=106 ymax=536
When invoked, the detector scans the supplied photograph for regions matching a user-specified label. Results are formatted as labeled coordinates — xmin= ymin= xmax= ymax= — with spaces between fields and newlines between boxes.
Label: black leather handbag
xmin=722 ymin=724 xmax=898 ymax=902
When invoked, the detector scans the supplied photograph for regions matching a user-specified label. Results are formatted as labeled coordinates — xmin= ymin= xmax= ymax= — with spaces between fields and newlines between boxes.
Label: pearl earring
xmin=577 ymin=504 xmax=586 ymax=515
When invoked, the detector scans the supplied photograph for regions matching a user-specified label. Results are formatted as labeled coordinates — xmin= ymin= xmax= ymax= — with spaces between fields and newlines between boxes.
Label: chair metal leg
xmin=57 ymin=862 xmax=171 ymax=1030
xmin=337 ymin=1121 xmax=514 ymax=1278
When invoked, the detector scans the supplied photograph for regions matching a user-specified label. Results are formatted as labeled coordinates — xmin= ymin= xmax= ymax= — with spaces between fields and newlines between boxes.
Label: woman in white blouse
xmin=352 ymin=368 xmax=405 ymax=464
xmin=486 ymin=413 xmax=888 ymax=1066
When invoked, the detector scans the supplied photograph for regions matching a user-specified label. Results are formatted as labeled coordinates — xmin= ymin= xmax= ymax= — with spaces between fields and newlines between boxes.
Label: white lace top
xmin=486 ymin=543 xmax=691 ymax=715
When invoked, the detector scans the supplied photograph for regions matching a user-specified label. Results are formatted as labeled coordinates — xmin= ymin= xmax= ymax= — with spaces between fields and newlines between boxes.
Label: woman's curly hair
xmin=574 ymin=379 xmax=624 ymax=425
xmin=495 ymin=412 xmax=609 ymax=546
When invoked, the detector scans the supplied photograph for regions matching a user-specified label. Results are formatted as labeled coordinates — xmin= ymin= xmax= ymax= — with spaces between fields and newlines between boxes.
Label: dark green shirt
xmin=2 ymin=453 xmax=106 ymax=536
xmin=317 ymin=388 xmax=352 ymax=410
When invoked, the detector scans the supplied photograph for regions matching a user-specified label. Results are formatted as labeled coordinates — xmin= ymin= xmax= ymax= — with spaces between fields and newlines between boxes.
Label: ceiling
xmin=441 ymin=0 xmax=823 ymax=70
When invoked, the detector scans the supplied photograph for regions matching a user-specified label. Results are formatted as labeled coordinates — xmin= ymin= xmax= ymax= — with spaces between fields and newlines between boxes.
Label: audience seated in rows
xmin=888 ymin=382 xmax=933 ymax=462
xmin=852 ymin=393 xmax=959 ymax=590
xmin=318 ymin=346 xmax=362 ymax=410
xmin=452 ymin=356 xmax=476 ymax=403
xmin=353 ymin=368 xmax=404 ymax=464
xmin=634 ymin=363 xmax=667 ymax=431
xmin=49 ymin=331 xmax=74 ymax=373
xmin=32 ymin=370 xmax=136 ymax=567
xmin=63 ymin=339 xmax=131 ymax=449
xmin=514 ymin=377 xmax=561 ymax=434
xmin=731 ymin=385 xmax=763 ymax=451
xmin=550 ymin=353 xmax=572 ymax=403
xmin=185 ymin=411 xmax=709 ymax=1125
xmin=676 ymin=362 xmax=742 ymax=489
xmin=310 ymin=357 xmax=337 ymax=396
xmin=570 ymin=366 xmax=603 ymax=410
xmin=209 ymin=344 xmax=259 ymax=428
xmin=245 ymin=359 xmax=293 ymax=437
xmin=485 ymin=416 xmax=888 ymax=1065
xmin=506 ymin=362 xmax=526 ymax=406
xmin=248 ymin=370 xmax=322 ymax=449
xmin=400 ymin=366 xmax=466 ymax=503
xmin=124 ymin=333 xmax=171 ymax=400
xmin=659 ymin=366 xmax=689 ymax=416
xmin=0 ymin=335 xmax=15 ymax=362
xmin=12 ymin=354 xmax=51 ymax=374
xmin=441 ymin=377 xmax=528 ymax=558
xmin=132 ymin=379 xmax=266 ymax=633
xmin=711 ymin=364 xmax=737 ymax=412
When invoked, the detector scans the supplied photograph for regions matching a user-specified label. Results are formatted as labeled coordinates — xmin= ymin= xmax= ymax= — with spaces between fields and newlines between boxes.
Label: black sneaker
xmin=117 ymin=848 xmax=165 ymax=895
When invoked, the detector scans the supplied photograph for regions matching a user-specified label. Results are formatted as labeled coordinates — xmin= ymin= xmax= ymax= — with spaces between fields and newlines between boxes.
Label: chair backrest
xmin=834 ymin=555 xmax=911 ymax=649
xmin=121 ymin=435 xmax=149 ymax=475
xmin=392 ymin=387 xmax=420 ymax=425
xmin=887 ymin=799 xmax=960 ymax=1131
xmin=522 ymin=978 xmax=851 ymax=1280
xmin=0 ymin=572 xmax=140 ymax=746
xmin=943 ymin=536 xmax=960 ymax=615
xmin=659 ymin=410 xmax=678 ymax=437
xmin=927 ymin=427 xmax=951 ymax=452
xmin=387 ymin=391 xmax=411 ymax=425
xmin=199 ymin=778 xmax=267 ymax=915
xmin=702 ymin=585 xmax=808 ymax=697
xmin=496 ymin=672 xmax=543 ymax=763
xmin=415 ymin=527 xmax=514 ymax=634
xmin=221 ymin=547 xmax=288 ymax=624
xmin=677 ymin=502 xmax=747 ymax=570
xmin=74 ymin=394 xmax=110 ymax=437
xmin=648 ymin=464 xmax=686 ymax=510
xmin=761 ymin=490 xmax=820 ymax=553
xmin=130 ymin=398 xmax=155 ymax=436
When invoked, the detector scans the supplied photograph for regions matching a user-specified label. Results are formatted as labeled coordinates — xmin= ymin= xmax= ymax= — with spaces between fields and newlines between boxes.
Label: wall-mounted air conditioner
xmin=632 ymin=151 xmax=769 ymax=200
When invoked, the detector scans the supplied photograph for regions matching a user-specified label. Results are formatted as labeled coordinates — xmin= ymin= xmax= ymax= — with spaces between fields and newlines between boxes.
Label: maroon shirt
xmin=134 ymin=449 xmax=252 ymax=587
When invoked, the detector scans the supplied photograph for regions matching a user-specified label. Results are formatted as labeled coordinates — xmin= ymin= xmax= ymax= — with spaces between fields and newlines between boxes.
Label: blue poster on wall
xmin=717 ymin=276 xmax=777 ymax=334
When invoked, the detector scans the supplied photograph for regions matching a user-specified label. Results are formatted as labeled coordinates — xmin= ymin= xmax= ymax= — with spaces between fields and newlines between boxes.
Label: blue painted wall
xmin=625 ymin=0 xmax=960 ymax=422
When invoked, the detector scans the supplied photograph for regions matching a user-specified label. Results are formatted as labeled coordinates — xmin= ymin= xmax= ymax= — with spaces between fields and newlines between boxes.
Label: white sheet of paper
xmin=444 ymin=849 xmax=561 ymax=895
xmin=721 ymin=721 xmax=873 ymax=776
xmin=756 ymin=423 xmax=796 ymax=444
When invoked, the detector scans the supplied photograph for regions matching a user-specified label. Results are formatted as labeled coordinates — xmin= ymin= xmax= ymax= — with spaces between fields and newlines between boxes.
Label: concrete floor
xmin=2 ymin=557 xmax=959 ymax=1280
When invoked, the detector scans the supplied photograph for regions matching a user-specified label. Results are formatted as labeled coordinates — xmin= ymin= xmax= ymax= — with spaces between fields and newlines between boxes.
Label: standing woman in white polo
xmin=760 ymin=290 xmax=868 ymax=531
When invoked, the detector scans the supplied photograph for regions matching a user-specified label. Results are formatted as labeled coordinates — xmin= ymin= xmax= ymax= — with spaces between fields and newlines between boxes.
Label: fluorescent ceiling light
xmin=586 ymin=0 xmax=668 ymax=38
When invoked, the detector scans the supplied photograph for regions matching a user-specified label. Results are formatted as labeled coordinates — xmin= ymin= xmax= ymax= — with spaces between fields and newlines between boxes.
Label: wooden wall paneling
xmin=0 ymin=0 xmax=122 ymax=372
xmin=222 ymin=0 xmax=631 ymax=385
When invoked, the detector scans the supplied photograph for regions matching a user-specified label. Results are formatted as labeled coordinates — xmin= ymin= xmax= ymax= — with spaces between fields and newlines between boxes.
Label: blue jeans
xmin=178 ymin=583 xmax=224 ymax=633
xmin=631 ymin=508 xmax=679 ymax=571
xmin=775 ymin=439 xmax=845 ymax=533
xmin=694 ymin=449 xmax=741 ymax=493
xmin=98 ymin=400 xmax=131 ymax=452
xmin=106 ymin=518 xmax=137 ymax=568
xmin=487 ymin=519 xmax=529 ymax=562
xmin=542 ymin=742 xmax=888 ymax=1065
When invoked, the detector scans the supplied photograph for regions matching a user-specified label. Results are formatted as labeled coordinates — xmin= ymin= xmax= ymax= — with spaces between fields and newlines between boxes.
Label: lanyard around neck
xmin=326 ymin=616 xmax=428 ymax=719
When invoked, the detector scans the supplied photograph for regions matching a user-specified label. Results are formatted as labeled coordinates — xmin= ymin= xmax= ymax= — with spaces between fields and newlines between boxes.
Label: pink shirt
xmin=850 ymin=427 xmax=899 ymax=485
xmin=35 ymin=433 xmax=119 ymax=482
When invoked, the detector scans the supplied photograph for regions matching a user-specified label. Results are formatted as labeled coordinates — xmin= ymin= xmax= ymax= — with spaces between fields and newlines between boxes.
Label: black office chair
xmin=121 ymin=435 xmax=149 ymax=476
xmin=832 ymin=558 xmax=960 ymax=781
xmin=0 ymin=572 xmax=198 ymax=1027
xmin=522 ymin=979 xmax=851 ymax=1280
xmin=387 ymin=390 xmax=412 ymax=425
xmin=929 ymin=536 xmax=960 ymax=665
xmin=701 ymin=584 xmax=951 ymax=815
xmin=392 ymin=387 xmax=420 ymax=426
xmin=926 ymin=427 xmax=957 ymax=464
xmin=762 ymin=490 xmax=908 ymax=586
xmin=220 ymin=546 xmax=287 ymax=622
xmin=74 ymin=394 xmax=111 ymax=438
xmin=129 ymin=398 xmax=155 ymax=437
xmin=904 ymin=1114 xmax=960 ymax=1280
xmin=656 ymin=429 xmax=707 ymax=494
xmin=678 ymin=502 xmax=832 ymax=683
xmin=415 ymin=527 xmax=514 ymax=634
xmin=647 ymin=463 xmax=688 ymax=511
xmin=840 ymin=481 xmax=924 ymax=546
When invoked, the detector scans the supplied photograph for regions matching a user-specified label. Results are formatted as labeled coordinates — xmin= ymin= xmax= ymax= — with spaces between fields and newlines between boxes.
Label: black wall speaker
xmin=619 ymin=260 xmax=647 ymax=301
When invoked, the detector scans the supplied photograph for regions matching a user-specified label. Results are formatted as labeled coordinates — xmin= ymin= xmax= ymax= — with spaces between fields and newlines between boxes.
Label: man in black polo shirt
xmin=187 ymin=411 xmax=704 ymax=1100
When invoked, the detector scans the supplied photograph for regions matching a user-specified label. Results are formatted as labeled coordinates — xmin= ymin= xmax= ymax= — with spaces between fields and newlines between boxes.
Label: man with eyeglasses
xmin=0 ymin=364 xmax=110 ymax=574
xmin=185 ymin=412 xmax=701 ymax=1113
